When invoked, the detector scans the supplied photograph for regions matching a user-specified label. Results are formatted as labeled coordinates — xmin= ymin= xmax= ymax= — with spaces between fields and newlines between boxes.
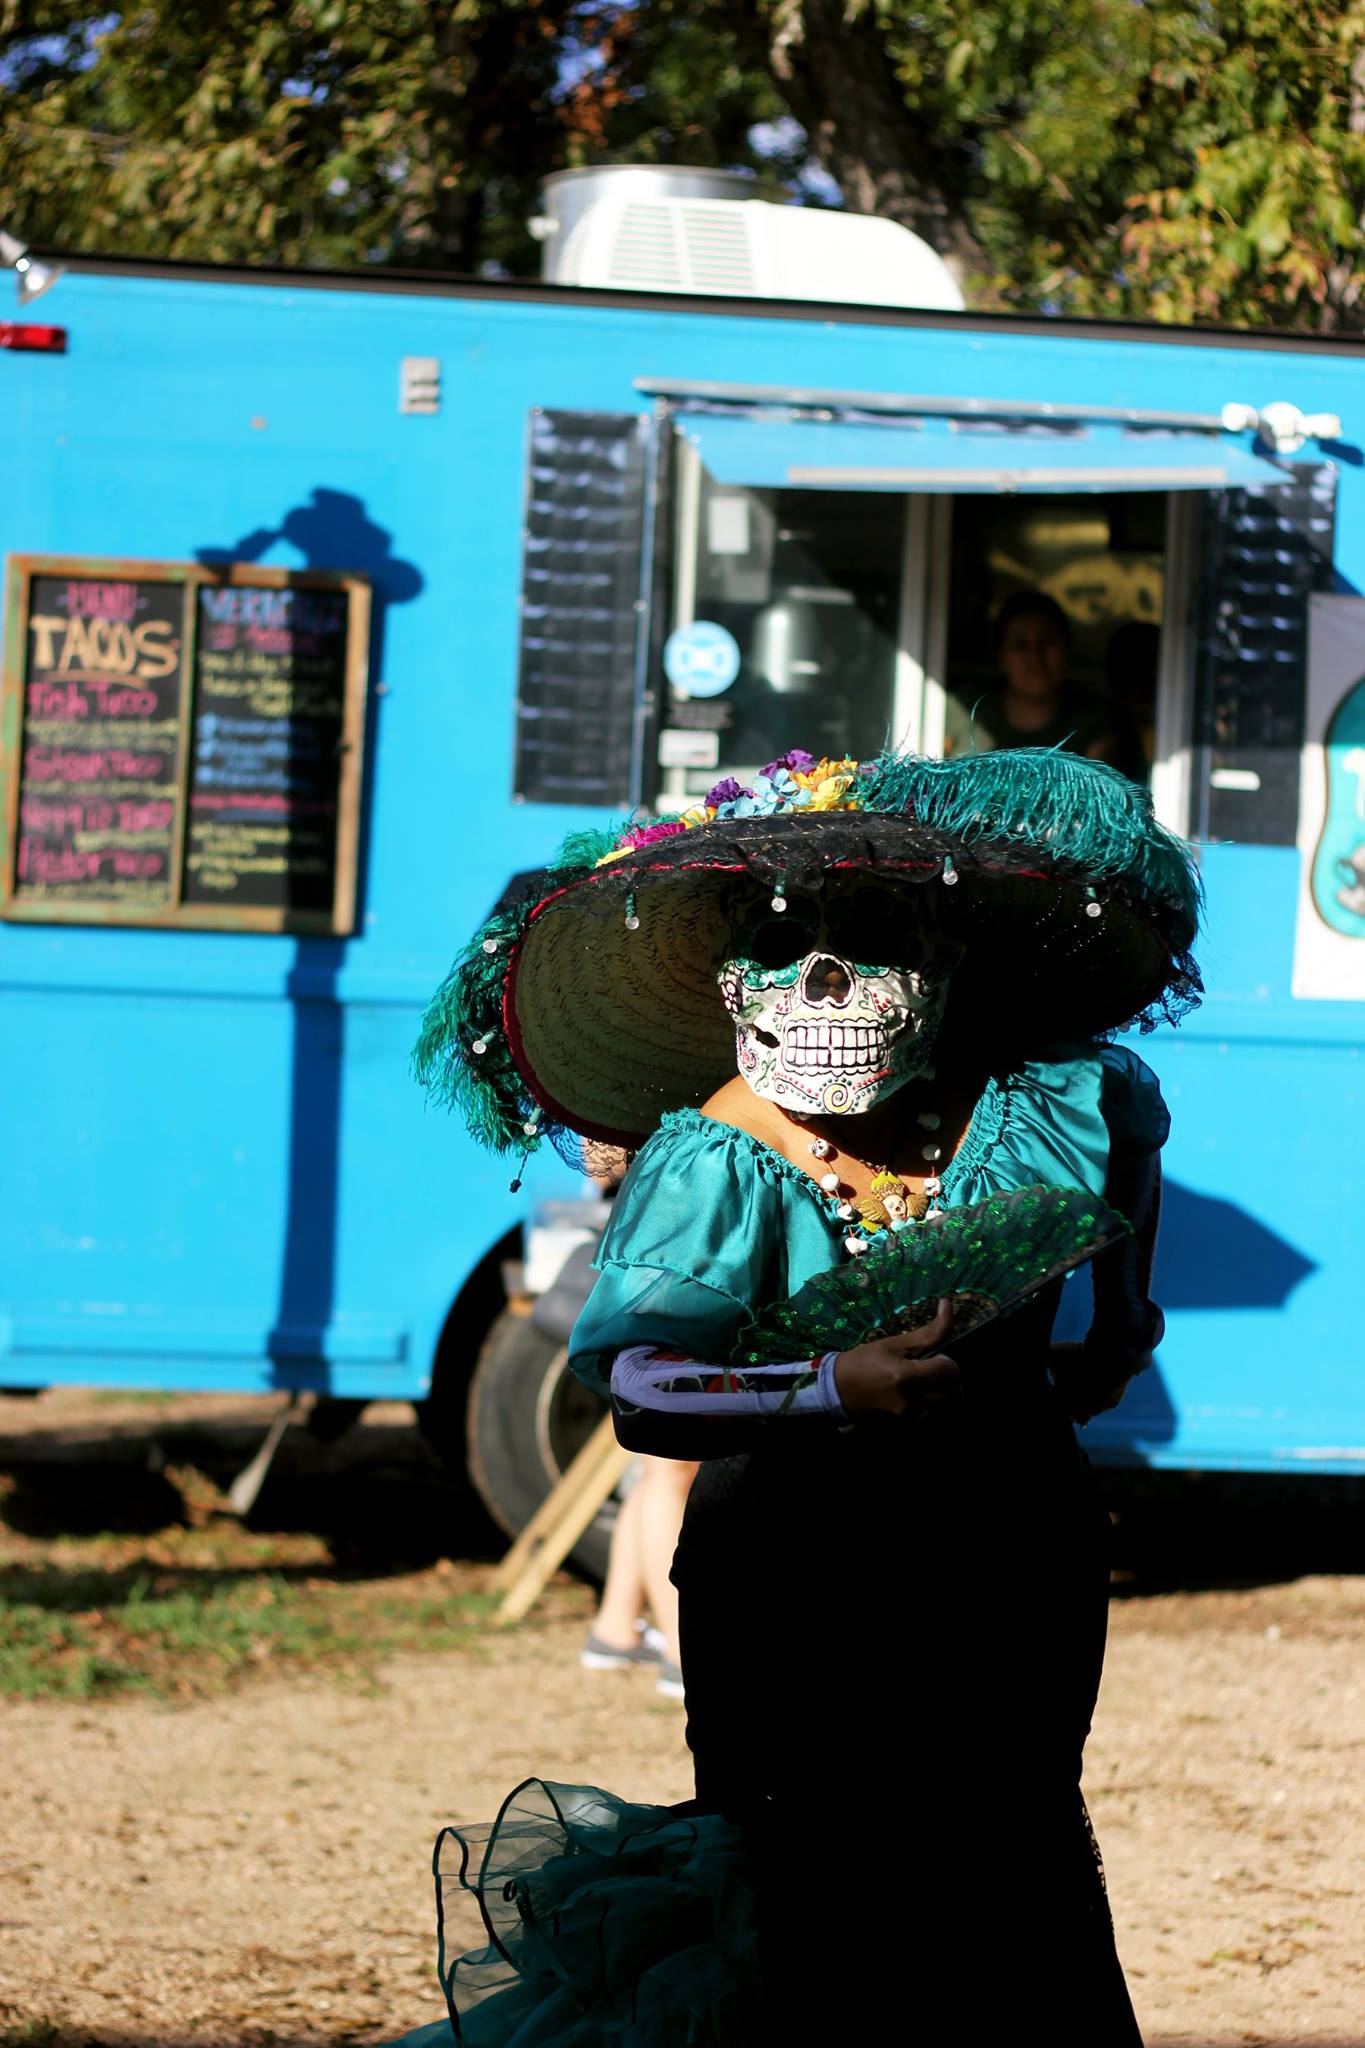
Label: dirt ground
xmin=1 ymin=1389 xmax=1363 ymax=2048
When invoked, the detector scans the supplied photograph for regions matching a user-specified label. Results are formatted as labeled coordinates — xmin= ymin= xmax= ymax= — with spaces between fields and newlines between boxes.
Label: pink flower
xmin=621 ymin=819 xmax=688 ymax=850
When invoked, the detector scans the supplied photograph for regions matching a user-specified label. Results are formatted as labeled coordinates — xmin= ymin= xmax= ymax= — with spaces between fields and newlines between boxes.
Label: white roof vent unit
xmin=535 ymin=165 xmax=964 ymax=312
xmin=578 ymin=199 xmax=758 ymax=296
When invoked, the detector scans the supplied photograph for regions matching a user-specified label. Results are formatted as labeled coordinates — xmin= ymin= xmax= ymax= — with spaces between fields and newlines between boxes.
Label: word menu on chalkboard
xmin=2 ymin=557 xmax=369 ymax=932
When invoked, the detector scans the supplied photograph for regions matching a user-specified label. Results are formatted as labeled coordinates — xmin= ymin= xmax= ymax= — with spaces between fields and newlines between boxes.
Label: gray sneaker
xmin=656 ymin=1660 xmax=685 ymax=1701
xmin=580 ymin=1630 xmax=663 ymax=1671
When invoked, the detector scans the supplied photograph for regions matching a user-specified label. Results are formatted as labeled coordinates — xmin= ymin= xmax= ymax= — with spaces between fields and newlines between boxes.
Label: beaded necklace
xmin=791 ymin=1087 xmax=948 ymax=1256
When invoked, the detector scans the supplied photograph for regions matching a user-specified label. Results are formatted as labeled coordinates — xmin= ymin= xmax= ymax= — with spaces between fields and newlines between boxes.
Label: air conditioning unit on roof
xmin=534 ymin=166 xmax=965 ymax=313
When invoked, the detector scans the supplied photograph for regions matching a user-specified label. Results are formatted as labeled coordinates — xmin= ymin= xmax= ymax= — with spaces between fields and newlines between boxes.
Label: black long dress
xmin=671 ymin=1291 xmax=1143 ymax=2044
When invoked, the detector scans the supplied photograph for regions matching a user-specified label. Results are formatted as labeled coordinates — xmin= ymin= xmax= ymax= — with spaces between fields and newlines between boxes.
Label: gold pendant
xmin=857 ymin=1174 xmax=928 ymax=1229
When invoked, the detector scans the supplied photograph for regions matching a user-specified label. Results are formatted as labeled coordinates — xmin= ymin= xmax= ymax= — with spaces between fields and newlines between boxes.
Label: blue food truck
xmin=3 ymin=167 xmax=1362 ymax=1553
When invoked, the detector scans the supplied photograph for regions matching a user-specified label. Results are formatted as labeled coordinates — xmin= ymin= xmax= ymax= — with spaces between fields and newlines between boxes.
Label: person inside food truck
xmin=945 ymin=589 xmax=1137 ymax=770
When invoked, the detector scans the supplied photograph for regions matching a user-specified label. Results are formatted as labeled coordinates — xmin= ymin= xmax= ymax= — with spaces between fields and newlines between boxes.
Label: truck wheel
xmin=465 ymin=1303 xmax=617 ymax=1581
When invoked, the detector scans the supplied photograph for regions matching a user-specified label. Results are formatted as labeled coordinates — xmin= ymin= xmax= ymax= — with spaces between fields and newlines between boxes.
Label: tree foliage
xmin=0 ymin=2 xmax=590 ymax=275
xmin=1116 ymin=3 xmax=1365 ymax=329
xmin=3 ymin=0 xmax=1365 ymax=330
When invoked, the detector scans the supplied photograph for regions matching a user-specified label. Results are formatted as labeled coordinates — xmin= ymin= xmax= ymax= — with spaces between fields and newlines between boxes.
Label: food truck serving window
xmin=1 ymin=557 xmax=370 ymax=932
xmin=510 ymin=400 xmax=1336 ymax=844
xmin=665 ymin=409 xmax=1337 ymax=840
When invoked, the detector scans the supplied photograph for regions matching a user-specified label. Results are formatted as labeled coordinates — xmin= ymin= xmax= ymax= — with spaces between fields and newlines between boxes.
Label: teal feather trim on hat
xmin=854 ymin=748 xmax=1201 ymax=931
xmin=412 ymin=821 xmax=635 ymax=1144
xmin=547 ymin=824 xmax=627 ymax=872
xmin=411 ymin=899 xmax=535 ymax=1150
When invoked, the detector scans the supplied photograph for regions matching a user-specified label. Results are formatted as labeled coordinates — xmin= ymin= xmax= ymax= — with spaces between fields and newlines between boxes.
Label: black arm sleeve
xmin=1089 ymin=1143 xmax=1165 ymax=1365
xmin=1057 ymin=1141 xmax=1164 ymax=1422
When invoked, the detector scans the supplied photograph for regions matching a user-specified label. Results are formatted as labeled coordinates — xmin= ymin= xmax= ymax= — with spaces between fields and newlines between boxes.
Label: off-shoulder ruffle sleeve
xmin=568 ymin=1112 xmax=834 ymax=1403
xmin=947 ymin=1052 xmax=1110 ymax=1205
xmin=946 ymin=1046 xmax=1167 ymax=1203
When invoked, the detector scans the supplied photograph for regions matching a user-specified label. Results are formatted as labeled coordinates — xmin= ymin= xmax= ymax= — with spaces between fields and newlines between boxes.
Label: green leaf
xmin=944 ymin=37 xmax=976 ymax=88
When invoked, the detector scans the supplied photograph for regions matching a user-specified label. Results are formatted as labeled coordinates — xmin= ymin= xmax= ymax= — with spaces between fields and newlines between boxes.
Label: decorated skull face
xmin=717 ymin=887 xmax=962 ymax=1115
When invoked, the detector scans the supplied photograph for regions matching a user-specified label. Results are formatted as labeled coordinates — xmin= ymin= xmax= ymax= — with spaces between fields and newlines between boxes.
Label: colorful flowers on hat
xmin=616 ymin=818 xmax=690 ymax=852
xmin=719 ymin=766 xmax=812 ymax=817
xmin=594 ymin=751 xmax=864 ymax=865
xmin=703 ymin=776 xmax=750 ymax=808
xmin=797 ymin=760 xmax=859 ymax=811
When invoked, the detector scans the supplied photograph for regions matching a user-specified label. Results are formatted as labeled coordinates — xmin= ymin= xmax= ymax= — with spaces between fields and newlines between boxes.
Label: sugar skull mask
xmin=717 ymin=889 xmax=962 ymax=1115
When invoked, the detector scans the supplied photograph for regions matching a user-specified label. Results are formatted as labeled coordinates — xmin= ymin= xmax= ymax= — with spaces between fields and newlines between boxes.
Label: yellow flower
xmin=796 ymin=757 xmax=860 ymax=810
xmin=806 ymin=774 xmax=855 ymax=810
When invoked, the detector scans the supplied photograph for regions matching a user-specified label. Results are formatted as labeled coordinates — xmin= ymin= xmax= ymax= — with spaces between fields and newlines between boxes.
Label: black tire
xmin=465 ymin=1304 xmax=617 ymax=1580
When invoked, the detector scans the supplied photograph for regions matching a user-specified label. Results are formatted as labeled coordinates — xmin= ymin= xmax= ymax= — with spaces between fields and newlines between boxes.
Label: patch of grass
xmin=87 ymin=1388 xmax=174 ymax=1410
xmin=0 ymin=1549 xmax=496 ymax=1702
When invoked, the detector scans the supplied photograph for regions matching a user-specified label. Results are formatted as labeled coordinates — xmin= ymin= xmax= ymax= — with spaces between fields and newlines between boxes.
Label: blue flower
xmin=753 ymin=770 xmax=812 ymax=815
xmin=712 ymin=769 xmax=812 ymax=819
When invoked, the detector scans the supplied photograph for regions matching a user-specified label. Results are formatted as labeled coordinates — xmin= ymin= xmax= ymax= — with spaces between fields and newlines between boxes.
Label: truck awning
xmin=675 ymin=412 xmax=1300 ymax=493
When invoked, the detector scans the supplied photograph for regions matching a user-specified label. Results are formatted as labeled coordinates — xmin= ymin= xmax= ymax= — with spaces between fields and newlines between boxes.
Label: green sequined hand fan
xmin=731 ymin=1184 xmax=1130 ymax=1366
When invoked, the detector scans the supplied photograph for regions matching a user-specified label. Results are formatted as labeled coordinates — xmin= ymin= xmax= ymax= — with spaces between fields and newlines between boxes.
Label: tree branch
xmin=767 ymin=0 xmax=984 ymax=284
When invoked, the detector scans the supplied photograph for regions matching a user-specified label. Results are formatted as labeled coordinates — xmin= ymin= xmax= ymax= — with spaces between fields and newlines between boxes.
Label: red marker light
xmin=0 ymin=323 xmax=67 ymax=353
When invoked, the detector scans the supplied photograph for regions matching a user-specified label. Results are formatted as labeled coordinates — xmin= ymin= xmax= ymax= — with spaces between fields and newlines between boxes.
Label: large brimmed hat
xmin=415 ymin=747 xmax=1201 ymax=1157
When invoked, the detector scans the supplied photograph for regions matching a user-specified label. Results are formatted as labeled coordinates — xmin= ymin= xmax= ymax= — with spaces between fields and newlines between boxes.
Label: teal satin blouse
xmin=568 ymin=1045 xmax=1168 ymax=1398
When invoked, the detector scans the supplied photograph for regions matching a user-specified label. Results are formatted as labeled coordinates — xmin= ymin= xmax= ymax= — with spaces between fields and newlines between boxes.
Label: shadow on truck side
xmin=197 ymin=491 xmax=424 ymax=1399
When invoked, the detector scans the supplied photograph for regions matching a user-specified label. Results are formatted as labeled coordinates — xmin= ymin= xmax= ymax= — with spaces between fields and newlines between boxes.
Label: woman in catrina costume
xmin=397 ymin=745 xmax=1201 ymax=2048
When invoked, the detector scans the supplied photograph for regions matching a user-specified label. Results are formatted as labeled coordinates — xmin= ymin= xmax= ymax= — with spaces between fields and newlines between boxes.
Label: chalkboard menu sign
xmin=2 ymin=557 xmax=369 ymax=931
xmin=8 ymin=574 xmax=186 ymax=905
xmin=185 ymin=583 xmax=352 ymax=913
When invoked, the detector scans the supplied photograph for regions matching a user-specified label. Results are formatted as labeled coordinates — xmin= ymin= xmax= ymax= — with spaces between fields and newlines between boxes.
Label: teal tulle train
xmin=388 ymin=1779 xmax=761 ymax=2046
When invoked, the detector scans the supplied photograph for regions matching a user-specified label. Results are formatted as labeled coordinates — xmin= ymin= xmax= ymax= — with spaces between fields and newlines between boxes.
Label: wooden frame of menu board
xmin=1 ymin=556 xmax=370 ymax=933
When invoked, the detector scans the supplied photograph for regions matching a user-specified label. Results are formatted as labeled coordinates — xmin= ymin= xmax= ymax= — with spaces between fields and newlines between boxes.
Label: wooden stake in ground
xmin=225 ymin=1391 xmax=306 ymax=1517
xmin=491 ymin=1413 xmax=630 ymax=1625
